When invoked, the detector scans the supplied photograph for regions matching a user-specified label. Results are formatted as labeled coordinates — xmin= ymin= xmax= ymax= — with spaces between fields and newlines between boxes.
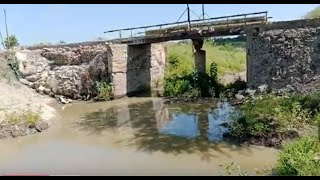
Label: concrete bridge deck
xmin=104 ymin=11 xmax=269 ymax=45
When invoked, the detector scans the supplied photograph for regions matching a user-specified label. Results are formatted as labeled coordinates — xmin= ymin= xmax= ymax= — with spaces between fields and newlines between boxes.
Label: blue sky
xmin=0 ymin=4 xmax=319 ymax=46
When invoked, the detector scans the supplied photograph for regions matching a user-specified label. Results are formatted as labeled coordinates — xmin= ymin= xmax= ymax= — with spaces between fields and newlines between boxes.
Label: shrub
xmin=58 ymin=40 xmax=66 ymax=45
xmin=94 ymin=81 xmax=113 ymax=101
xmin=4 ymin=35 xmax=19 ymax=49
xmin=163 ymin=62 xmax=221 ymax=98
xmin=6 ymin=52 xmax=21 ymax=79
xmin=275 ymin=136 xmax=320 ymax=176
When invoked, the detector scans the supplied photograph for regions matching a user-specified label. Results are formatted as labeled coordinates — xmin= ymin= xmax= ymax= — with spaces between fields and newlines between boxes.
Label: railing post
xmin=119 ymin=30 xmax=122 ymax=39
xmin=244 ymin=14 xmax=247 ymax=25
xmin=266 ymin=12 xmax=268 ymax=23
xmin=131 ymin=29 xmax=133 ymax=37
xmin=226 ymin=17 xmax=229 ymax=27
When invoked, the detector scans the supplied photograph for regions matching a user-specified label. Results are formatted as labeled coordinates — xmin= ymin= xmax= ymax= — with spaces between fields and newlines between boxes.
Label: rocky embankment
xmin=0 ymin=52 xmax=56 ymax=139
xmin=15 ymin=44 xmax=109 ymax=103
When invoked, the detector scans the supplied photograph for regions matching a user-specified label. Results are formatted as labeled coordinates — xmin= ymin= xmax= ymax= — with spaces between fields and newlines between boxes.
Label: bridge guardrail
xmin=103 ymin=11 xmax=268 ymax=40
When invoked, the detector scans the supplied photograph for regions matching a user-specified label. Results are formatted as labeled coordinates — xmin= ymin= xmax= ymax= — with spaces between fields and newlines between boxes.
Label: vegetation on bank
xmin=228 ymin=94 xmax=320 ymax=139
xmin=5 ymin=109 xmax=42 ymax=126
xmin=225 ymin=93 xmax=320 ymax=176
xmin=276 ymin=136 xmax=320 ymax=176
xmin=93 ymin=80 xmax=113 ymax=101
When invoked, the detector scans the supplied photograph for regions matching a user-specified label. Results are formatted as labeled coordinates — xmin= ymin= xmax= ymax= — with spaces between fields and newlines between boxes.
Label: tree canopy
xmin=305 ymin=6 xmax=320 ymax=19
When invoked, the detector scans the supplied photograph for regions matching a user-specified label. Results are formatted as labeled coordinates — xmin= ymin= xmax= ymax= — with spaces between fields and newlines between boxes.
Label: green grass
xmin=5 ymin=109 xmax=42 ymax=126
xmin=275 ymin=136 xmax=320 ymax=176
xmin=166 ymin=41 xmax=246 ymax=78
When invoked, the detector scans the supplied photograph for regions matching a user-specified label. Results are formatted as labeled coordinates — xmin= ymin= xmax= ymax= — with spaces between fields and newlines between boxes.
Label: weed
xmin=6 ymin=52 xmax=21 ymax=79
xmin=219 ymin=162 xmax=248 ymax=176
xmin=5 ymin=108 xmax=42 ymax=126
xmin=275 ymin=136 xmax=320 ymax=176
xmin=93 ymin=81 xmax=113 ymax=101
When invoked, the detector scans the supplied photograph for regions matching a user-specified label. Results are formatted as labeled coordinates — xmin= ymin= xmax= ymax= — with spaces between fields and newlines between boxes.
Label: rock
xmin=59 ymin=96 xmax=70 ymax=104
xmin=35 ymin=122 xmax=49 ymax=132
xmin=245 ymin=88 xmax=256 ymax=96
xmin=284 ymin=130 xmax=299 ymax=139
xmin=17 ymin=123 xmax=27 ymax=132
xmin=11 ymin=128 xmax=23 ymax=137
xmin=235 ymin=94 xmax=245 ymax=101
xmin=49 ymin=92 xmax=55 ymax=98
xmin=238 ymin=90 xmax=245 ymax=95
xmin=25 ymin=74 xmax=41 ymax=82
xmin=285 ymin=84 xmax=295 ymax=92
xmin=19 ymin=78 xmax=31 ymax=86
xmin=277 ymin=85 xmax=295 ymax=95
xmin=0 ymin=129 xmax=12 ymax=139
xmin=43 ymin=88 xmax=51 ymax=95
xmin=257 ymin=84 xmax=268 ymax=93
xmin=40 ymin=71 xmax=49 ymax=80
xmin=37 ymin=86 xmax=45 ymax=93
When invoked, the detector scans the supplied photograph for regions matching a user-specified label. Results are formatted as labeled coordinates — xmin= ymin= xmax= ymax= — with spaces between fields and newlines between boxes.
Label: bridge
xmin=103 ymin=11 xmax=269 ymax=96
xmin=104 ymin=11 xmax=269 ymax=45
xmin=22 ymin=8 xmax=320 ymax=99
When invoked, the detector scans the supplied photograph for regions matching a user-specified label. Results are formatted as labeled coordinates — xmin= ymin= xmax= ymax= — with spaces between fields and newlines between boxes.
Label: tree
xmin=58 ymin=40 xmax=66 ymax=45
xmin=305 ymin=6 xmax=320 ymax=19
xmin=4 ymin=35 xmax=19 ymax=49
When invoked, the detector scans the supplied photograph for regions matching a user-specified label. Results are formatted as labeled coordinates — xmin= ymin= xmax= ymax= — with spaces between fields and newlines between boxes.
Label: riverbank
xmin=0 ymin=53 xmax=56 ymax=139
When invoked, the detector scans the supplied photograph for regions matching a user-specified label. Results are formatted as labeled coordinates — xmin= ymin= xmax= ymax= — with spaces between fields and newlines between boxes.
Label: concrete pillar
xmin=194 ymin=50 xmax=206 ymax=73
xmin=192 ymin=39 xmax=206 ymax=74
xmin=246 ymin=29 xmax=253 ymax=84
xmin=107 ymin=43 xmax=128 ymax=99
xmin=107 ymin=42 xmax=166 ymax=99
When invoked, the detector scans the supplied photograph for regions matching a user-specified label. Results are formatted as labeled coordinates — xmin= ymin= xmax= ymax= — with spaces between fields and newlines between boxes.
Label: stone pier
xmin=107 ymin=43 xmax=167 ymax=98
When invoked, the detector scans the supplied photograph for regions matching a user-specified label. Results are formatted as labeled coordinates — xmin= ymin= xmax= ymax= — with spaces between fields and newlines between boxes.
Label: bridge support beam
xmin=192 ymin=39 xmax=206 ymax=74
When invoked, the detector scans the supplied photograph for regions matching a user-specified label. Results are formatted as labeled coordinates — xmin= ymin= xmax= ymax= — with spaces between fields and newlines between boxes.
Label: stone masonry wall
xmin=13 ymin=41 xmax=166 ymax=101
xmin=15 ymin=44 xmax=109 ymax=100
xmin=248 ymin=18 xmax=320 ymax=93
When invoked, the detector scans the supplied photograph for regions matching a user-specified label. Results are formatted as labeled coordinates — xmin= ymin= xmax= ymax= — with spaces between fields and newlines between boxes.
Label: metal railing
xmin=104 ymin=11 xmax=268 ymax=40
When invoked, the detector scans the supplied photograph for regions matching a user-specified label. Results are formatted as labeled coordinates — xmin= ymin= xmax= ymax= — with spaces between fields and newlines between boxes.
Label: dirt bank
xmin=0 ymin=51 xmax=56 ymax=139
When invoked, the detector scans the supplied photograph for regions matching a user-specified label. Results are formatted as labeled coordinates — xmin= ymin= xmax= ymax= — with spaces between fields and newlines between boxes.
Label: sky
xmin=0 ymin=4 xmax=319 ymax=46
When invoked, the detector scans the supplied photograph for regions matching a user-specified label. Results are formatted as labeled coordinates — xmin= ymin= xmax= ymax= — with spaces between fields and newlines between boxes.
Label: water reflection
xmin=160 ymin=113 xmax=199 ymax=139
xmin=78 ymin=99 xmax=238 ymax=159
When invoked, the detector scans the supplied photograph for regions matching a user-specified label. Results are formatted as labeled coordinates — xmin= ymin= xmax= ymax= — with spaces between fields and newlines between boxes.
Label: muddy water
xmin=0 ymin=97 xmax=278 ymax=175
